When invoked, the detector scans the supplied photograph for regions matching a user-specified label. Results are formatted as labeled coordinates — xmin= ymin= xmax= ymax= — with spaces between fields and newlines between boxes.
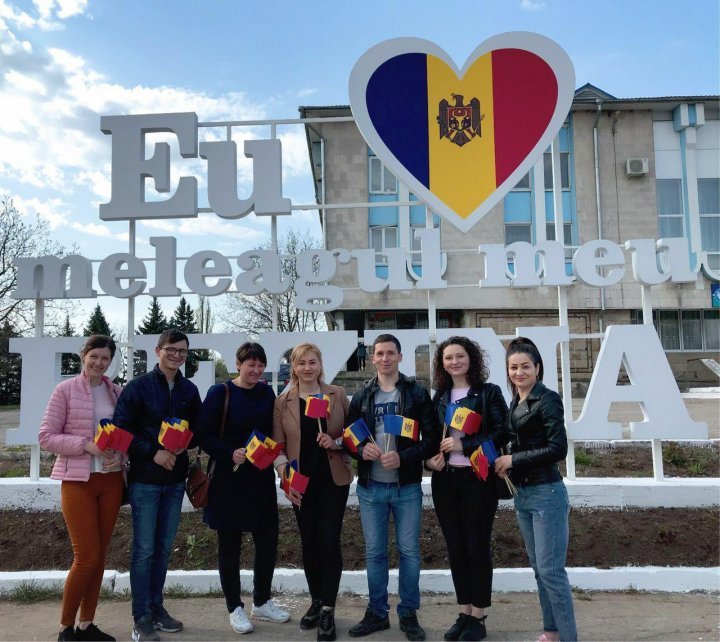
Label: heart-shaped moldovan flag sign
xmin=349 ymin=33 xmax=575 ymax=233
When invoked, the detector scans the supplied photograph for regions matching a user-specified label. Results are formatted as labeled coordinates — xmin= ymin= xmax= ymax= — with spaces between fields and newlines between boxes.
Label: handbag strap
xmin=206 ymin=382 xmax=230 ymax=478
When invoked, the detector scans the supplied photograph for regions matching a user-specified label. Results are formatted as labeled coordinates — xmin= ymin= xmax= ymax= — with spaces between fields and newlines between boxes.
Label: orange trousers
xmin=60 ymin=472 xmax=124 ymax=627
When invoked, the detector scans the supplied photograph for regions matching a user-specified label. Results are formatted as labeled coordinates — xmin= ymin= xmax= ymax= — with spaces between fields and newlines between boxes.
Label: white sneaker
xmin=229 ymin=606 xmax=254 ymax=634
xmin=251 ymin=599 xmax=290 ymax=623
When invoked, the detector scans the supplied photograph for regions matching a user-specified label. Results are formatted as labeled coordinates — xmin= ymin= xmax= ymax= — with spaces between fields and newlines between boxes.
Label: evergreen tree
xmin=0 ymin=320 xmax=21 ymax=405
xmin=170 ymin=296 xmax=199 ymax=377
xmin=137 ymin=297 xmax=168 ymax=334
xmin=59 ymin=313 xmax=80 ymax=375
xmin=83 ymin=304 xmax=113 ymax=337
xmin=135 ymin=297 xmax=168 ymax=376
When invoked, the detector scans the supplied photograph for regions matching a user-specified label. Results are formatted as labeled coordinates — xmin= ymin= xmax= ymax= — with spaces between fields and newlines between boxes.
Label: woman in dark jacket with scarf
xmin=195 ymin=342 xmax=290 ymax=636
xmin=494 ymin=337 xmax=577 ymax=642
xmin=426 ymin=336 xmax=508 ymax=642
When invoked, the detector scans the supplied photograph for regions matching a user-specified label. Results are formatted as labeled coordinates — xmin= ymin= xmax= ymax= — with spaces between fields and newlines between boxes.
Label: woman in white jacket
xmin=39 ymin=335 xmax=123 ymax=642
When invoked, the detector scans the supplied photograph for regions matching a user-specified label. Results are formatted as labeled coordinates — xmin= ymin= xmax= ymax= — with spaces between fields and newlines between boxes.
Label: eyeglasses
xmin=161 ymin=347 xmax=189 ymax=358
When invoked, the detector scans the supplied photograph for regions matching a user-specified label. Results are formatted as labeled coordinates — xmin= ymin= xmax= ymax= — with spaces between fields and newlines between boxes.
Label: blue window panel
xmin=504 ymin=191 xmax=532 ymax=222
xmin=369 ymin=193 xmax=399 ymax=226
xmin=544 ymin=125 xmax=570 ymax=153
xmin=544 ymin=191 xmax=574 ymax=222
xmin=408 ymin=194 xmax=440 ymax=226
xmin=375 ymin=265 xmax=389 ymax=279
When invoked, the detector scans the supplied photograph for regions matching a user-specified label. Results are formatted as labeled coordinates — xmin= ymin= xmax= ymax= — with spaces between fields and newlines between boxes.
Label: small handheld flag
xmin=383 ymin=415 xmax=419 ymax=441
xmin=469 ymin=447 xmax=489 ymax=481
xmin=158 ymin=417 xmax=192 ymax=451
xmin=305 ymin=394 xmax=330 ymax=419
xmin=245 ymin=430 xmax=282 ymax=470
xmin=479 ymin=438 xmax=499 ymax=465
xmin=286 ymin=459 xmax=309 ymax=494
xmin=450 ymin=407 xmax=482 ymax=435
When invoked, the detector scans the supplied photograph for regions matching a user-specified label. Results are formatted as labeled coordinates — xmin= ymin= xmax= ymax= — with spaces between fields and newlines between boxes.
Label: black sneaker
xmin=58 ymin=626 xmax=77 ymax=641
xmin=317 ymin=607 xmax=337 ymax=642
xmin=301 ymin=599 xmax=323 ymax=630
xmin=444 ymin=613 xmax=470 ymax=641
xmin=132 ymin=616 xmax=159 ymax=642
xmin=458 ymin=615 xmax=487 ymax=641
xmin=348 ymin=608 xmax=390 ymax=637
xmin=152 ymin=606 xmax=183 ymax=633
xmin=75 ymin=624 xmax=116 ymax=641
xmin=399 ymin=613 xmax=426 ymax=641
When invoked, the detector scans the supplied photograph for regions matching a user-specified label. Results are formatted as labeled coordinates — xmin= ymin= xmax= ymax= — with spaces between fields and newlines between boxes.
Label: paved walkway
xmin=1 ymin=592 xmax=718 ymax=641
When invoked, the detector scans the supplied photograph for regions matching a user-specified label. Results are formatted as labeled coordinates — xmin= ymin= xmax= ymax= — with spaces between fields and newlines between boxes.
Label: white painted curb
xmin=1 ymin=567 xmax=717 ymax=595
xmin=2 ymin=477 xmax=719 ymax=511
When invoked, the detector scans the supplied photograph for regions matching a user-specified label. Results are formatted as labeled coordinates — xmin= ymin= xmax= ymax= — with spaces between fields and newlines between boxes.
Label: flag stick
xmin=384 ymin=433 xmax=389 ymax=454
xmin=317 ymin=417 xmax=323 ymax=434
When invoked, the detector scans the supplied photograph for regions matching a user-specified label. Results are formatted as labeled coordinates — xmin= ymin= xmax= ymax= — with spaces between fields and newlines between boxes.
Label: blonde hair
xmin=289 ymin=342 xmax=325 ymax=388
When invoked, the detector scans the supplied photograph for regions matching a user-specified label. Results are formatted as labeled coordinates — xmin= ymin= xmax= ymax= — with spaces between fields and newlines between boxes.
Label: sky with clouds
xmin=1 ymin=0 xmax=718 ymax=331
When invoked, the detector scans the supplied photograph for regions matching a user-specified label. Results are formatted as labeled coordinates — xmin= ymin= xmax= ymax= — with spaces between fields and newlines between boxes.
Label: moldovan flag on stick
xmin=286 ymin=459 xmax=309 ymax=494
xmin=343 ymin=418 xmax=372 ymax=454
xmin=479 ymin=438 xmax=499 ymax=465
xmin=469 ymin=447 xmax=489 ymax=481
xmin=383 ymin=415 xmax=419 ymax=441
xmin=245 ymin=430 xmax=283 ymax=470
xmin=305 ymin=394 xmax=330 ymax=419
xmin=158 ymin=417 xmax=192 ymax=451
xmin=450 ymin=407 xmax=482 ymax=435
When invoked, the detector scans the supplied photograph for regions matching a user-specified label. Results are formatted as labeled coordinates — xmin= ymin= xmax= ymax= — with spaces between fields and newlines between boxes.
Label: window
xmin=636 ymin=309 xmax=719 ymax=351
xmin=543 ymin=152 xmax=570 ymax=190
xmin=546 ymin=223 xmax=576 ymax=260
xmin=656 ymin=179 xmax=684 ymax=238
xmin=369 ymin=155 xmax=397 ymax=194
xmin=370 ymin=226 xmax=398 ymax=264
xmin=698 ymin=178 xmax=720 ymax=270
xmin=512 ymin=173 xmax=530 ymax=190
xmin=504 ymin=223 xmax=531 ymax=245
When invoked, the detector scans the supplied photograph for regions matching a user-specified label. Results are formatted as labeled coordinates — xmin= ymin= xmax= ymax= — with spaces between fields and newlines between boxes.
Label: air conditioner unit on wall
xmin=625 ymin=157 xmax=649 ymax=177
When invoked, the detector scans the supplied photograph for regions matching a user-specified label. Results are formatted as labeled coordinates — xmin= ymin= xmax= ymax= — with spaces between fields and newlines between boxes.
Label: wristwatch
xmin=334 ymin=437 xmax=343 ymax=449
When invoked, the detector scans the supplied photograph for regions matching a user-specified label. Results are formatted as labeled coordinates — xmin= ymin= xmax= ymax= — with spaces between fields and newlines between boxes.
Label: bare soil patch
xmin=1 ymin=505 xmax=717 ymax=573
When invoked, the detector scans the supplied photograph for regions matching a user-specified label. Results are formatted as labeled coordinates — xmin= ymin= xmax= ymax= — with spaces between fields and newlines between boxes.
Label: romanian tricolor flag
xmin=469 ymin=447 xmax=489 ymax=481
xmin=383 ymin=415 xmax=419 ymax=441
xmin=343 ymin=418 xmax=371 ymax=454
xmin=449 ymin=407 xmax=482 ymax=435
xmin=305 ymin=394 xmax=330 ymax=419
xmin=158 ymin=417 xmax=192 ymax=451
xmin=285 ymin=459 xmax=309 ymax=494
xmin=245 ymin=430 xmax=283 ymax=470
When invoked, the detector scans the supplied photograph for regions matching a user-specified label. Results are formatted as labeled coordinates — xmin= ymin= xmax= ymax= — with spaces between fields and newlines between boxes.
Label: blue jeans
xmin=129 ymin=481 xmax=185 ymax=621
xmin=514 ymin=481 xmax=577 ymax=642
xmin=356 ymin=480 xmax=422 ymax=618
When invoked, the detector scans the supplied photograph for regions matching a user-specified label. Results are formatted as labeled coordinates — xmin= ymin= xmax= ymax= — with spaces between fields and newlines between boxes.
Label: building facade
xmin=301 ymin=85 xmax=719 ymax=388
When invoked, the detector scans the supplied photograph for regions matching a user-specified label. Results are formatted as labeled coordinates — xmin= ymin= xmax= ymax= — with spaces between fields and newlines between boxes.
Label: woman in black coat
xmin=195 ymin=342 xmax=290 ymax=635
xmin=426 ymin=336 xmax=508 ymax=642
xmin=494 ymin=338 xmax=577 ymax=642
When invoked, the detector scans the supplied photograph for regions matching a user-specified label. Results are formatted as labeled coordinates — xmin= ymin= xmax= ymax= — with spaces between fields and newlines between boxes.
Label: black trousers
xmin=293 ymin=476 xmax=350 ymax=607
xmin=431 ymin=466 xmax=498 ymax=608
xmin=217 ymin=518 xmax=278 ymax=612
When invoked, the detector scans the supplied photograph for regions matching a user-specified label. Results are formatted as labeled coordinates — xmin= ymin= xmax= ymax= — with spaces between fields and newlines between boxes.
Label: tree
xmin=196 ymin=295 xmax=213 ymax=334
xmin=84 ymin=304 xmax=113 ymax=337
xmin=59 ymin=313 xmax=81 ymax=375
xmin=220 ymin=229 xmax=327 ymax=334
xmin=170 ymin=296 xmax=200 ymax=378
xmin=137 ymin=297 xmax=168 ymax=335
xmin=135 ymin=297 xmax=168 ymax=376
xmin=0 ymin=197 xmax=72 ymax=335
xmin=0 ymin=320 xmax=21 ymax=405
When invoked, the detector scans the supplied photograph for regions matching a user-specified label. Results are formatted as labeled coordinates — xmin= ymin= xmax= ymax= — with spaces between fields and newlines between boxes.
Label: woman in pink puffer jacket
xmin=39 ymin=335 xmax=124 ymax=642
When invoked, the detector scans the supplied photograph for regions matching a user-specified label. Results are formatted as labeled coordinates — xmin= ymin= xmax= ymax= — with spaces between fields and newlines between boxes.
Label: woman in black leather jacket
xmin=426 ymin=336 xmax=508 ymax=642
xmin=494 ymin=338 xmax=577 ymax=642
